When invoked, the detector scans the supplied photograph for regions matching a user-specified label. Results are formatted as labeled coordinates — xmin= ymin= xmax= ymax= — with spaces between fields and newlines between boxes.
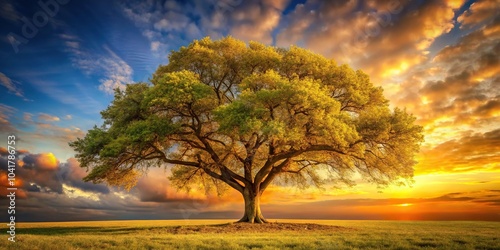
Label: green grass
xmin=2 ymin=220 xmax=499 ymax=249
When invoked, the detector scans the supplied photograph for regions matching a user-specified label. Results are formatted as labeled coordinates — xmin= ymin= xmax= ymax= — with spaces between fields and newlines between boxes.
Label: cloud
xmin=4 ymin=144 xmax=246 ymax=218
xmin=351 ymin=0 xmax=464 ymax=80
xmin=38 ymin=113 xmax=60 ymax=122
xmin=150 ymin=41 xmax=161 ymax=51
xmin=1 ymin=103 xmax=87 ymax=160
xmin=65 ymin=41 xmax=79 ymax=50
xmin=119 ymin=0 xmax=233 ymax=57
xmin=61 ymin=34 xmax=134 ymax=94
xmin=276 ymin=0 xmax=464 ymax=83
xmin=0 ymin=151 xmax=109 ymax=196
xmin=95 ymin=46 xmax=134 ymax=94
xmin=424 ymin=190 xmax=500 ymax=207
xmin=259 ymin=189 xmax=500 ymax=220
xmin=23 ymin=112 xmax=33 ymax=122
xmin=395 ymin=17 xmax=499 ymax=136
xmin=0 ymin=171 xmax=27 ymax=199
xmin=133 ymin=167 xmax=227 ymax=204
xmin=0 ymin=1 xmax=20 ymax=22
xmin=417 ymin=129 xmax=500 ymax=174
xmin=372 ymin=8 xmax=499 ymax=180
xmin=230 ymin=0 xmax=289 ymax=44
xmin=186 ymin=22 xmax=202 ymax=39
xmin=59 ymin=158 xmax=110 ymax=195
xmin=31 ymin=122 xmax=85 ymax=146
xmin=433 ymin=18 xmax=499 ymax=69
xmin=0 ymin=149 xmax=238 ymax=221
xmin=0 ymin=104 xmax=17 ymax=133
xmin=153 ymin=11 xmax=191 ymax=32
xmin=1 ymin=148 xmax=498 ymax=221
xmin=457 ymin=0 xmax=499 ymax=28
xmin=10 ymin=113 xmax=86 ymax=157
xmin=0 ymin=151 xmax=63 ymax=194
xmin=22 ymin=152 xmax=59 ymax=170
xmin=121 ymin=0 xmax=160 ymax=27
xmin=0 ymin=72 xmax=25 ymax=98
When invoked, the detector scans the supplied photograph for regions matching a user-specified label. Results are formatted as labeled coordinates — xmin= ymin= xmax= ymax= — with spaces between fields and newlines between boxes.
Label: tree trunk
xmin=237 ymin=186 xmax=268 ymax=223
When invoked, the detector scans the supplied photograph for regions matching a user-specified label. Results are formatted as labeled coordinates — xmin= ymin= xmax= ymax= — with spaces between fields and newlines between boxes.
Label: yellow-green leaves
xmin=240 ymin=69 xmax=287 ymax=91
xmin=70 ymin=36 xmax=424 ymax=194
xmin=146 ymin=70 xmax=216 ymax=109
xmin=214 ymin=101 xmax=265 ymax=134
xmin=215 ymin=70 xmax=359 ymax=148
xmin=280 ymin=46 xmax=333 ymax=79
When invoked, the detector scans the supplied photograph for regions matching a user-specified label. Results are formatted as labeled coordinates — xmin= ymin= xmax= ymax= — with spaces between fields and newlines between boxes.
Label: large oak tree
xmin=70 ymin=37 xmax=423 ymax=223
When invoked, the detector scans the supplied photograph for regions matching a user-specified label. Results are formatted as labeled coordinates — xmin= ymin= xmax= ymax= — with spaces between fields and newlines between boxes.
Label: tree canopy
xmin=70 ymin=36 xmax=423 ymax=223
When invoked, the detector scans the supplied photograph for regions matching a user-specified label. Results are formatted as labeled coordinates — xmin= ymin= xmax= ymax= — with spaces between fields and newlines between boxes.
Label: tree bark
xmin=237 ymin=186 xmax=268 ymax=223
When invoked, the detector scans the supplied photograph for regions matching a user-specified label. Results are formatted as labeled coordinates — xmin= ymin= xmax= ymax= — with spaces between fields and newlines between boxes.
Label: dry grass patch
xmin=166 ymin=222 xmax=354 ymax=234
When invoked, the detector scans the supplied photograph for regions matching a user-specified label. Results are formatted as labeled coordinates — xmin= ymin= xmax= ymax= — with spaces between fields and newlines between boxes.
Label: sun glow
xmin=421 ymin=96 xmax=430 ymax=105
xmin=63 ymin=184 xmax=100 ymax=201
xmin=383 ymin=61 xmax=410 ymax=77
xmin=397 ymin=203 xmax=413 ymax=207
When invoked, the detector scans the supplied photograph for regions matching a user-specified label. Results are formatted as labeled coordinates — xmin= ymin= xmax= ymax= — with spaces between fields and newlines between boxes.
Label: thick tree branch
xmin=259 ymin=158 xmax=291 ymax=193
xmin=254 ymin=147 xmax=303 ymax=185
xmin=195 ymin=122 xmax=251 ymax=187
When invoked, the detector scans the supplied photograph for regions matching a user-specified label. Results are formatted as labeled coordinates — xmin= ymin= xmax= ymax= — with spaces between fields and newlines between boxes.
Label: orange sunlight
xmin=396 ymin=203 xmax=413 ymax=207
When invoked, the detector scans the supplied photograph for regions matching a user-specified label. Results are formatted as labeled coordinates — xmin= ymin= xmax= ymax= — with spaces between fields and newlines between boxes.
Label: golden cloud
xmin=457 ymin=0 xmax=499 ymax=27
xmin=23 ymin=152 xmax=59 ymax=170
xmin=417 ymin=129 xmax=500 ymax=174
xmin=230 ymin=0 xmax=289 ymax=44
xmin=275 ymin=0 xmax=465 ymax=88
xmin=38 ymin=113 xmax=60 ymax=122
xmin=392 ymin=16 xmax=499 ymax=150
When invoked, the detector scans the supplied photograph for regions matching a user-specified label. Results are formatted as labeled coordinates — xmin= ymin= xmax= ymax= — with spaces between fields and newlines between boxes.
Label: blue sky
xmin=1 ymin=0 xmax=499 ymax=221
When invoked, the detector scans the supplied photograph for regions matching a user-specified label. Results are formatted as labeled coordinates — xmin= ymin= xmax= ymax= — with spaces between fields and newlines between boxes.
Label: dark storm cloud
xmin=0 ymin=149 xmax=109 ymax=195
xmin=7 ymin=152 xmax=63 ymax=193
xmin=58 ymin=158 xmax=110 ymax=194
xmin=0 ymin=148 xmax=237 ymax=221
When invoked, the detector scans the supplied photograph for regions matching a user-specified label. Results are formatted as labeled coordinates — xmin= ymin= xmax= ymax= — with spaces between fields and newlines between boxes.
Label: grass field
xmin=2 ymin=219 xmax=499 ymax=249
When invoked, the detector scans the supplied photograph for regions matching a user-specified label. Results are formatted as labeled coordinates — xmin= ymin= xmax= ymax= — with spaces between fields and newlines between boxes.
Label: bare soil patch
xmin=166 ymin=222 xmax=354 ymax=234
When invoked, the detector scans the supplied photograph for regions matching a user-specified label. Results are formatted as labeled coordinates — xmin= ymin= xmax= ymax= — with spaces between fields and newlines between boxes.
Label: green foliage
xmin=70 ymin=36 xmax=423 ymax=195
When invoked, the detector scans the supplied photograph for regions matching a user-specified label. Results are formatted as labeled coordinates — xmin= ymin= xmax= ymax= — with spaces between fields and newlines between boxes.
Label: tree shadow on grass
xmin=18 ymin=227 xmax=144 ymax=235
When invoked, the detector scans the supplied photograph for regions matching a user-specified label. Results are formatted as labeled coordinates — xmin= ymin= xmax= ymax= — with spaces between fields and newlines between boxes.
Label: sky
xmin=0 ymin=0 xmax=499 ymax=222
